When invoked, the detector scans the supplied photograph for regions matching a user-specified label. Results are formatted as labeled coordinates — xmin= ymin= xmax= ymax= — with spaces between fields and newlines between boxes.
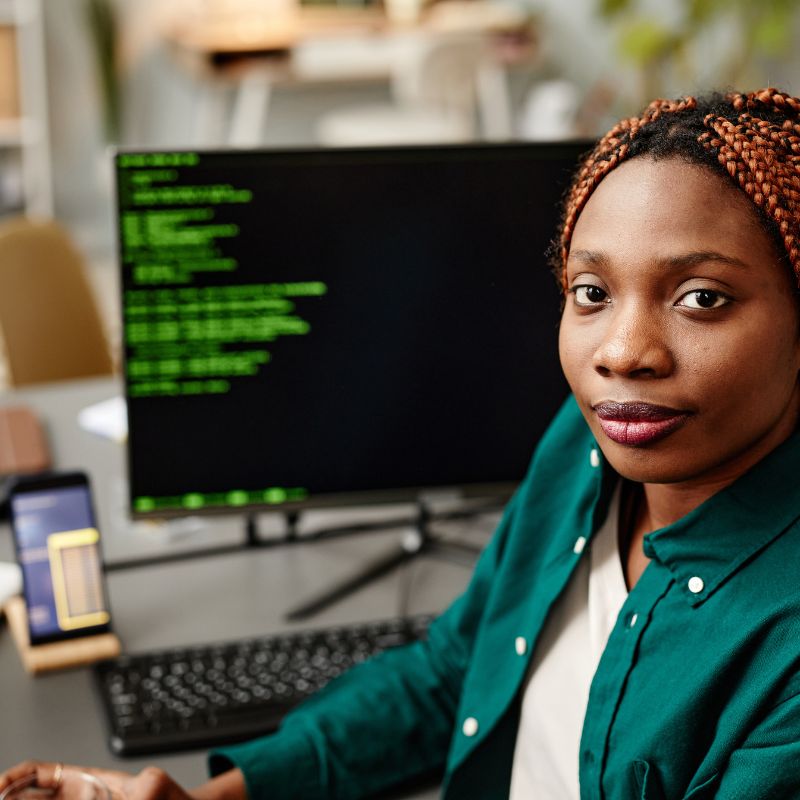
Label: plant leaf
xmin=597 ymin=0 xmax=634 ymax=18
xmin=618 ymin=19 xmax=680 ymax=64
xmin=751 ymin=6 xmax=793 ymax=53
xmin=687 ymin=0 xmax=722 ymax=25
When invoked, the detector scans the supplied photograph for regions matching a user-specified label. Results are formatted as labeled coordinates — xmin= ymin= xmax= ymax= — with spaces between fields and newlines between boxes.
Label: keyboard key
xmin=94 ymin=613 xmax=433 ymax=756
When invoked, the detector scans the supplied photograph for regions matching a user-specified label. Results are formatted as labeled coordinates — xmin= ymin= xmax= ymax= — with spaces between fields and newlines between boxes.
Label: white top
xmin=509 ymin=483 xmax=628 ymax=799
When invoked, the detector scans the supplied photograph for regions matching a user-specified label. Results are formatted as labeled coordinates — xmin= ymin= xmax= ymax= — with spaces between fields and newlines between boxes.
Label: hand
xmin=0 ymin=762 xmax=246 ymax=800
xmin=1 ymin=762 xmax=134 ymax=800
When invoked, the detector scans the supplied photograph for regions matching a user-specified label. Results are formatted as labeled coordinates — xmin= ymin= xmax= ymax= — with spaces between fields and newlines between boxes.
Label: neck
xmin=621 ymin=473 xmax=748 ymax=590
xmin=620 ymin=394 xmax=800 ymax=588
xmin=642 ymin=407 xmax=799 ymax=531
xmin=640 ymin=477 xmax=731 ymax=532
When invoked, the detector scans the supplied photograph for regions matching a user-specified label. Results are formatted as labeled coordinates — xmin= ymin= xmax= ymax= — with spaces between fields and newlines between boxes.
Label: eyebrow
xmin=567 ymin=249 xmax=750 ymax=270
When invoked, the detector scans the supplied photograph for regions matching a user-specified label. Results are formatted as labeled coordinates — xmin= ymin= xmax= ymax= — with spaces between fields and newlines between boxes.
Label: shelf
xmin=0 ymin=0 xmax=52 ymax=217
xmin=0 ymin=116 xmax=22 ymax=146
xmin=0 ymin=116 xmax=43 ymax=148
xmin=0 ymin=0 xmax=13 ymax=26
xmin=0 ymin=0 xmax=36 ymax=27
xmin=0 ymin=205 xmax=23 ymax=220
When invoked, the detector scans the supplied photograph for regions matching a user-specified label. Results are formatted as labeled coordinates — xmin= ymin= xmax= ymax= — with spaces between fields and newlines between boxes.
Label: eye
xmin=676 ymin=289 xmax=731 ymax=310
xmin=571 ymin=285 xmax=609 ymax=306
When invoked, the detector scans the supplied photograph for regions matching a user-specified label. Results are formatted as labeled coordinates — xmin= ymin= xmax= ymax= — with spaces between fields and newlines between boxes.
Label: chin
xmin=596 ymin=442 xmax=707 ymax=485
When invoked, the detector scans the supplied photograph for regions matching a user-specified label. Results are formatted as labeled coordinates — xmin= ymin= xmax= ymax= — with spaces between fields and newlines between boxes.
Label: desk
xmin=0 ymin=377 xmax=497 ymax=797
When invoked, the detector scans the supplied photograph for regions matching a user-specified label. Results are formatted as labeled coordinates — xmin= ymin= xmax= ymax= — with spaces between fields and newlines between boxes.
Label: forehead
xmin=569 ymin=157 xmax=773 ymax=263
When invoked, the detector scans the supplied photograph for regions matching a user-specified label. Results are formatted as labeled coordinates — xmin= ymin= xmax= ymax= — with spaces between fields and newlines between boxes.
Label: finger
xmin=0 ymin=762 xmax=65 ymax=793
xmin=0 ymin=764 xmax=136 ymax=800
xmin=0 ymin=762 xmax=40 ymax=793
xmin=35 ymin=762 xmax=70 ymax=791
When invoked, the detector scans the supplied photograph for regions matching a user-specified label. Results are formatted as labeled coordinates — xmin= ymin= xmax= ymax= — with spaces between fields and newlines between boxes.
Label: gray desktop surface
xmin=0 ymin=377 xmax=498 ymax=798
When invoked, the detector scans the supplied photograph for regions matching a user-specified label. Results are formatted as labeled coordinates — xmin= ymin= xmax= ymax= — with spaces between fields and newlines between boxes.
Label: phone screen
xmin=11 ymin=477 xmax=111 ymax=644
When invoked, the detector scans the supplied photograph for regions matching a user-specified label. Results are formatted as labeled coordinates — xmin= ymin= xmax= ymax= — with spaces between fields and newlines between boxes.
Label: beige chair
xmin=0 ymin=217 xmax=114 ymax=386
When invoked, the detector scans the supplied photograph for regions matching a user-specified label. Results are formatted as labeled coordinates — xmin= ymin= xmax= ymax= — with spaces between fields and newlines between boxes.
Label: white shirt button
xmin=590 ymin=448 xmax=600 ymax=468
xmin=515 ymin=636 xmax=527 ymax=656
xmin=688 ymin=576 xmax=704 ymax=594
xmin=462 ymin=717 xmax=479 ymax=737
xmin=573 ymin=536 xmax=587 ymax=555
xmin=629 ymin=613 xmax=638 ymax=628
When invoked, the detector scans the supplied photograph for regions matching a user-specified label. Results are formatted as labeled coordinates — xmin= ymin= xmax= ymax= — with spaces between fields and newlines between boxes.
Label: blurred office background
xmin=0 ymin=0 xmax=799 ymax=388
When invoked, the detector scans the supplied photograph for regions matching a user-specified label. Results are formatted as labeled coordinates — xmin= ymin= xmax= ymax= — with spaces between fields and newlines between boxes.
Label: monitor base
xmin=284 ymin=501 xmax=483 ymax=622
xmin=106 ymin=501 xmax=499 ymax=582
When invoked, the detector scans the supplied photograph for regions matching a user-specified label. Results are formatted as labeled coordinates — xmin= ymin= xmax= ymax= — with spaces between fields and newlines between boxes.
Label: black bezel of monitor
xmin=116 ymin=142 xmax=589 ymax=519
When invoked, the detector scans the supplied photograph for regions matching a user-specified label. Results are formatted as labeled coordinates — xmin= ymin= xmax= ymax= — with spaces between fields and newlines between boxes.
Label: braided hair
xmin=555 ymin=88 xmax=800 ymax=290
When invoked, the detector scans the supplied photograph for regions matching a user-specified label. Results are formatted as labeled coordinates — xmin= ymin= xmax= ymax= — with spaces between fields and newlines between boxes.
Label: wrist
xmin=189 ymin=769 xmax=246 ymax=800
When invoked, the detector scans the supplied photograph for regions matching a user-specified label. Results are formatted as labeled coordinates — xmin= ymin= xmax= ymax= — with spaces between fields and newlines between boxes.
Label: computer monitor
xmin=116 ymin=142 xmax=588 ymax=518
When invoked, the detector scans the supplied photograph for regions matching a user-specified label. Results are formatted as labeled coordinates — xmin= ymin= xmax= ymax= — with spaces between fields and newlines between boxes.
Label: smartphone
xmin=9 ymin=471 xmax=112 ymax=645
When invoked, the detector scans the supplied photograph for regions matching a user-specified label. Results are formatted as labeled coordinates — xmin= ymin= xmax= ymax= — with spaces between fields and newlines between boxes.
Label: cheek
xmin=683 ymin=313 xmax=800 ymax=415
xmin=558 ymin=311 xmax=611 ymax=411
xmin=558 ymin=313 xmax=585 ymax=392
xmin=678 ymin=334 xmax=728 ymax=386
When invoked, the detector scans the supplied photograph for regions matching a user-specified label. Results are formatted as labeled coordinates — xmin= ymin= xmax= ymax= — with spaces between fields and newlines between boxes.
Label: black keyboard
xmin=94 ymin=614 xmax=433 ymax=756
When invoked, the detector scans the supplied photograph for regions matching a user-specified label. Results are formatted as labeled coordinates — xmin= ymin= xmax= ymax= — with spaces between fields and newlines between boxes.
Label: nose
xmin=592 ymin=304 xmax=674 ymax=379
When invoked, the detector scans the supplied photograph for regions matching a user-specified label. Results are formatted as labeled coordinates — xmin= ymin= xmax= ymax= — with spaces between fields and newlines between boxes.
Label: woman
xmin=4 ymin=87 xmax=800 ymax=799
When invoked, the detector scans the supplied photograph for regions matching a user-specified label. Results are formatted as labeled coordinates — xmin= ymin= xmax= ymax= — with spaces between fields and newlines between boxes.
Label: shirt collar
xmin=625 ymin=429 xmax=800 ymax=606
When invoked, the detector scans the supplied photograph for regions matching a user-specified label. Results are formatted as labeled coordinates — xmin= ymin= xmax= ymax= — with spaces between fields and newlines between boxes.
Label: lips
xmin=593 ymin=401 xmax=691 ymax=446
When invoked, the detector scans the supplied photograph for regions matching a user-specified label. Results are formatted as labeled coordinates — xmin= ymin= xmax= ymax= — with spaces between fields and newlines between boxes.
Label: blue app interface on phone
xmin=12 ymin=485 xmax=109 ymax=640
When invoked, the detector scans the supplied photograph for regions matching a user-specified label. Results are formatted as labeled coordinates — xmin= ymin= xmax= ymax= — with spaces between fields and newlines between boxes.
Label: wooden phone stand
xmin=3 ymin=595 xmax=121 ymax=675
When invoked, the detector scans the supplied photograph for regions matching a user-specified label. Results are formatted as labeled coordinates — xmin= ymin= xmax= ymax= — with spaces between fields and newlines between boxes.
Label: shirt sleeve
xmin=207 ymin=492 xmax=520 ymax=800
xmin=711 ymin=689 xmax=800 ymax=799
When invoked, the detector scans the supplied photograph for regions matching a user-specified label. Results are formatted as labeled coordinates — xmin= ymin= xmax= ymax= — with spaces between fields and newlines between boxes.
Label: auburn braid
xmin=555 ymin=88 xmax=800 ymax=290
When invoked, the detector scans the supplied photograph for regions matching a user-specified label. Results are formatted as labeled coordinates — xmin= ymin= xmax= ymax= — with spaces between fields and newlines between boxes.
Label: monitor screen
xmin=116 ymin=143 xmax=587 ymax=517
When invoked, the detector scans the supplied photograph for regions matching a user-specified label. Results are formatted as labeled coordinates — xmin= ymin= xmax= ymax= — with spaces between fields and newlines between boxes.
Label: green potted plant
xmin=599 ymin=0 xmax=800 ymax=108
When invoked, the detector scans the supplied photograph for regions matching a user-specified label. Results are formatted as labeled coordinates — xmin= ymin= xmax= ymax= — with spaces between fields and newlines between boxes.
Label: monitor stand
xmin=106 ymin=511 xmax=301 ymax=573
xmin=245 ymin=510 xmax=300 ymax=547
xmin=106 ymin=501 xmax=497 ymax=590
xmin=283 ymin=501 xmax=483 ymax=622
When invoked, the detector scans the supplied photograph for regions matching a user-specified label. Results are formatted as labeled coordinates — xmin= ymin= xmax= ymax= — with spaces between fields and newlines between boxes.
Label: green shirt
xmin=210 ymin=396 xmax=800 ymax=799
